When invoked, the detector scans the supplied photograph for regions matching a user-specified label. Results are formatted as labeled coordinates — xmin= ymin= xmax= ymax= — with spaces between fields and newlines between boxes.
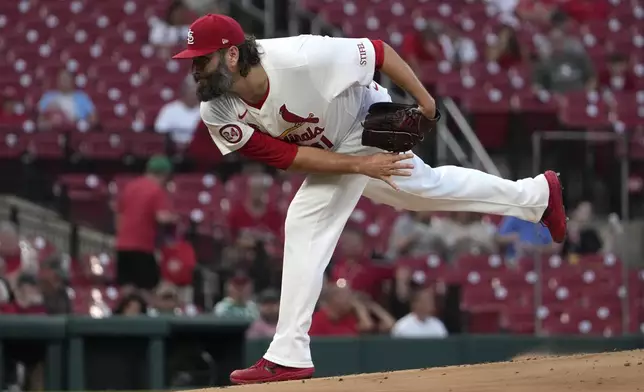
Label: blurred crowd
xmin=402 ymin=0 xmax=635 ymax=96
xmin=0 ymin=152 xmax=623 ymax=340
xmin=1 ymin=0 xmax=221 ymax=151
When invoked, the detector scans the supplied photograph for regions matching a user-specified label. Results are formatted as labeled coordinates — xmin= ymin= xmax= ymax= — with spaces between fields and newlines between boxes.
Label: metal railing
xmin=442 ymin=98 xmax=502 ymax=177
xmin=0 ymin=196 xmax=113 ymax=258
xmin=436 ymin=114 xmax=472 ymax=168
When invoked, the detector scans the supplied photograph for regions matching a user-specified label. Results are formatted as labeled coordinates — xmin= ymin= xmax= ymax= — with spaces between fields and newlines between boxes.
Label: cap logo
xmin=222 ymin=38 xmax=229 ymax=44
xmin=187 ymin=29 xmax=194 ymax=45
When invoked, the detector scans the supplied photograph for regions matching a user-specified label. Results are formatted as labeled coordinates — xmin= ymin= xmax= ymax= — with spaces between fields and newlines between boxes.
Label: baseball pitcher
xmin=173 ymin=14 xmax=566 ymax=385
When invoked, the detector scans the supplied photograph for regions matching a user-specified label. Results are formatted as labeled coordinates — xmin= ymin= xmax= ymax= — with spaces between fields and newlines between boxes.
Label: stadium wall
xmin=0 ymin=316 xmax=641 ymax=390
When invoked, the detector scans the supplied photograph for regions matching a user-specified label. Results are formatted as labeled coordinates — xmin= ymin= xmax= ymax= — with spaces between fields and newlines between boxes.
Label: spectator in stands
xmin=436 ymin=21 xmax=479 ymax=66
xmin=246 ymin=288 xmax=280 ymax=339
xmin=486 ymin=24 xmax=524 ymax=69
xmin=562 ymin=201 xmax=603 ymax=257
xmin=227 ymin=173 xmax=283 ymax=241
xmin=401 ymin=20 xmax=478 ymax=74
xmin=532 ymin=27 xmax=596 ymax=93
xmin=330 ymin=226 xmax=392 ymax=300
xmin=149 ymin=0 xmax=194 ymax=48
xmin=159 ymin=239 xmax=197 ymax=303
xmin=386 ymin=211 xmax=445 ymax=260
xmin=599 ymin=53 xmax=636 ymax=92
xmin=485 ymin=0 xmax=521 ymax=20
xmin=113 ymin=293 xmax=148 ymax=316
xmin=355 ymin=291 xmax=397 ymax=334
xmin=213 ymin=271 xmax=259 ymax=319
xmin=401 ymin=21 xmax=445 ymax=75
xmin=496 ymin=216 xmax=557 ymax=260
xmin=154 ymin=75 xmax=202 ymax=146
xmin=37 ymin=69 xmax=97 ymax=130
xmin=309 ymin=284 xmax=374 ymax=336
xmin=219 ymin=231 xmax=278 ymax=294
xmin=390 ymin=264 xmax=415 ymax=318
xmin=38 ymin=258 xmax=71 ymax=315
xmin=433 ymin=212 xmax=499 ymax=260
xmin=114 ymin=155 xmax=177 ymax=297
xmin=487 ymin=0 xmax=553 ymax=24
xmin=391 ymin=286 xmax=448 ymax=338
xmin=0 ymin=221 xmax=22 ymax=286
xmin=4 ymin=274 xmax=46 ymax=314
xmin=151 ymin=283 xmax=183 ymax=315
xmin=0 ymin=95 xmax=27 ymax=128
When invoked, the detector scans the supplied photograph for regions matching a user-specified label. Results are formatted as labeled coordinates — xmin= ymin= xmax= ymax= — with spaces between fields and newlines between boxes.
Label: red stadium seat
xmin=0 ymin=131 xmax=28 ymax=158
xmin=69 ymin=132 xmax=127 ymax=161
xmin=461 ymin=88 xmax=512 ymax=149
xmin=123 ymin=132 xmax=167 ymax=157
xmin=397 ymin=254 xmax=448 ymax=285
xmin=26 ymin=131 xmax=67 ymax=160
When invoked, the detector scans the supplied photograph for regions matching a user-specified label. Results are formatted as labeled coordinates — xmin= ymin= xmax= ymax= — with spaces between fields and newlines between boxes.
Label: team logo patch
xmin=278 ymin=104 xmax=320 ymax=138
xmin=219 ymin=124 xmax=243 ymax=143
xmin=187 ymin=29 xmax=194 ymax=45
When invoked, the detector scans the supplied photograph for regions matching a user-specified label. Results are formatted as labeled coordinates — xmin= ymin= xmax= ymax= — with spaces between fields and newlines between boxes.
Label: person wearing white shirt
xmin=154 ymin=76 xmax=202 ymax=145
xmin=392 ymin=287 xmax=448 ymax=338
xmin=170 ymin=13 xmax=565 ymax=385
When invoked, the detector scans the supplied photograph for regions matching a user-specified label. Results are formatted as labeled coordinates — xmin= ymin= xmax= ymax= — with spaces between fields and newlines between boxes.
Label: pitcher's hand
xmin=356 ymin=152 xmax=414 ymax=190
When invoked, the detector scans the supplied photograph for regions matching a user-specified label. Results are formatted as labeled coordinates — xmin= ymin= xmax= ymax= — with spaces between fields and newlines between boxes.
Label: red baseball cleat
xmin=230 ymin=358 xmax=315 ymax=385
xmin=540 ymin=170 xmax=567 ymax=243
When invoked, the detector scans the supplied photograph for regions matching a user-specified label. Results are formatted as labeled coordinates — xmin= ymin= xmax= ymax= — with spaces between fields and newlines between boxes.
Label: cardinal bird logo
xmin=279 ymin=104 xmax=320 ymax=138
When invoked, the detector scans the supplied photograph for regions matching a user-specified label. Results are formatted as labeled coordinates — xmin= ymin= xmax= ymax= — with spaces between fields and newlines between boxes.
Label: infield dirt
xmin=195 ymin=349 xmax=644 ymax=392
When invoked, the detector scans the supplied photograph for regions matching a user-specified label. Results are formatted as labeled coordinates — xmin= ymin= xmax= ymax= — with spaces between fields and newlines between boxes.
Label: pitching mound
xmin=197 ymin=349 xmax=644 ymax=392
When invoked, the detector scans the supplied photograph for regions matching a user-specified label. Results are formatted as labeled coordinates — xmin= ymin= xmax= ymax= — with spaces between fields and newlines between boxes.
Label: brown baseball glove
xmin=361 ymin=103 xmax=441 ymax=153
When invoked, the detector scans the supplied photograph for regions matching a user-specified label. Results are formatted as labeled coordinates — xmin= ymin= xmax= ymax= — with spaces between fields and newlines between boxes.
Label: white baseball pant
xmin=262 ymin=87 xmax=550 ymax=368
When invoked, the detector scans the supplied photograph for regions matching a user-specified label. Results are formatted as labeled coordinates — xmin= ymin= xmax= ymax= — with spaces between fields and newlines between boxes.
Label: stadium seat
xmin=69 ymin=132 xmax=127 ymax=161
xmin=397 ymin=253 xmax=448 ymax=285
xmin=26 ymin=131 xmax=67 ymax=160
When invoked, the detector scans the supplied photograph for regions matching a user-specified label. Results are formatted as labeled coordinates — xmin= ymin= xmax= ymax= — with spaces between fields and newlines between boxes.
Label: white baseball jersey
xmin=200 ymin=35 xmax=386 ymax=155
xmin=191 ymin=29 xmax=558 ymax=375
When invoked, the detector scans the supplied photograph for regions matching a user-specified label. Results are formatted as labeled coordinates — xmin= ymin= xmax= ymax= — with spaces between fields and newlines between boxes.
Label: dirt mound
xmin=194 ymin=349 xmax=644 ymax=392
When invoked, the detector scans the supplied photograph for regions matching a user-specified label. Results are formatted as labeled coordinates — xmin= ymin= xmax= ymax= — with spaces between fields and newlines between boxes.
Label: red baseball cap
xmin=172 ymin=14 xmax=245 ymax=59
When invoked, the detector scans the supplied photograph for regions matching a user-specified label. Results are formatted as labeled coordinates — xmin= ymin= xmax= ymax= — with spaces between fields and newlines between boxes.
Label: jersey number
xmin=311 ymin=135 xmax=334 ymax=150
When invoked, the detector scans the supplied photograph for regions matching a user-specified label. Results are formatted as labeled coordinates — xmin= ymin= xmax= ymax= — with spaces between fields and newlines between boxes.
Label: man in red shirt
xmin=0 ymin=96 xmax=27 ymax=128
xmin=115 ymin=155 xmax=177 ymax=294
xmin=309 ymin=284 xmax=373 ymax=336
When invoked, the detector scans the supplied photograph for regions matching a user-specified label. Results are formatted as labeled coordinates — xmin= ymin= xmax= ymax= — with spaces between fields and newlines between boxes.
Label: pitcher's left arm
xmin=378 ymin=41 xmax=437 ymax=119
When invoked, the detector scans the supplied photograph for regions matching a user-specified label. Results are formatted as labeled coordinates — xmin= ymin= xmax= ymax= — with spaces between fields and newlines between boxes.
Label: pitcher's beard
xmin=195 ymin=65 xmax=234 ymax=102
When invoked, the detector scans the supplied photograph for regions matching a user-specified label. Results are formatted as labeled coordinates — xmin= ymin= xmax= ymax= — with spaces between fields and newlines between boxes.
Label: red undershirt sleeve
xmin=370 ymin=39 xmax=385 ymax=70
xmin=238 ymin=131 xmax=298 ymax=171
